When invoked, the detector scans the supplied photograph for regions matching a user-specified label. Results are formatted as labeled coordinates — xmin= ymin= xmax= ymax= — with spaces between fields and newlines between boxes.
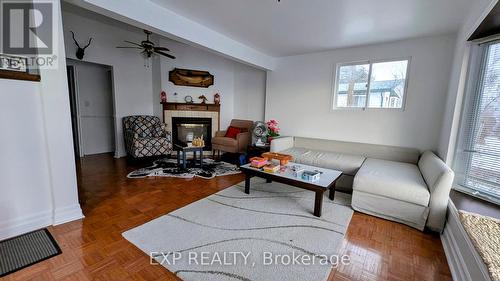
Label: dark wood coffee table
xmin=240 ymin=162 xmax=342 ymax=217
xmin=174 ymin=144 xmax=204 ymax=170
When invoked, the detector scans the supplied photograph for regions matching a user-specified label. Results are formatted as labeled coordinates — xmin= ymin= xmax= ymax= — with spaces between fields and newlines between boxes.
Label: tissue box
xmin=301 ymin=170 xmax=321 ymax=182
xmin=290 ymin=165 xmax=304 ymax=178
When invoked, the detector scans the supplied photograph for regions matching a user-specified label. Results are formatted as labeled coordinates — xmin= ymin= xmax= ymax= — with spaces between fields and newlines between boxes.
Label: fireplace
xmin=172 ymin=117 xmax=212 ymax=150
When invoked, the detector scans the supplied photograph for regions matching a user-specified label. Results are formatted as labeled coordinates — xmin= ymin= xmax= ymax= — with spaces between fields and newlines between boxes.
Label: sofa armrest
xmin=270 ymin=136 xmax=294 ymax=152
xmin=418 ymin=151 xmax=455 ymax=232
xmin=237 ymin=132 xmax=251 ymax=152
xmin=215 ymin=130 xmax=227 ymax=137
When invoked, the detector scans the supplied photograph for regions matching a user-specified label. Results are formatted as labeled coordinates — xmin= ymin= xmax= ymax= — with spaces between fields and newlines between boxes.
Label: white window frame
xmin=332 ymin=57 xmax=411 ymax=111
xmin=453 ymin=41 xmax=500 ymax=205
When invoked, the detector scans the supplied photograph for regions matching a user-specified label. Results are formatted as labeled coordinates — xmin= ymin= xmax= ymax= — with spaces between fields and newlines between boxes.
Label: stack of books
xmin=263 ymin=163 xmax=280 ymax=173
xmin=250 ymin=157 xmax=267 ymax=168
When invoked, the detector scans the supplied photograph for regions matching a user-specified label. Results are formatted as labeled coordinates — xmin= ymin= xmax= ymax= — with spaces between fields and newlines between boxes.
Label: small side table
xmin=174 ymin=144 xmax=204 ymax=170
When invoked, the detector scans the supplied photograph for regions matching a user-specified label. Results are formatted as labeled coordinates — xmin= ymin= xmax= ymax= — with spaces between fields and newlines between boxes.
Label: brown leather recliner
xmin=212 ymin=119 xmax=253 ymax=155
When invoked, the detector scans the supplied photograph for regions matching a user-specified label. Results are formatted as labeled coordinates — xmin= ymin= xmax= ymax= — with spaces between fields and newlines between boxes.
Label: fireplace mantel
xmin=162 ymin=102 xmax=220 ymax=113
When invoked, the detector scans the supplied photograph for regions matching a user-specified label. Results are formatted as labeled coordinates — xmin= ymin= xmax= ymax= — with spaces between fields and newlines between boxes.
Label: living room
xmin=0 ymin=0 xmax=499 ymax=281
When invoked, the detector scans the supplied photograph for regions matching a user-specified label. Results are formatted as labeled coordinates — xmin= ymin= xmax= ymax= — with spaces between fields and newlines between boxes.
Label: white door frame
xmin=67 ymin=63 xmax=85 ymax=157
xmin=67 ymin=59 xmax=117 ymax=157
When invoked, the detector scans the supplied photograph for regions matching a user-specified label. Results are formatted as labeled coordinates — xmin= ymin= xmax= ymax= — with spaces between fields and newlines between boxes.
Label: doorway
xmin=66 ymin=59 xmax=116 ymax=157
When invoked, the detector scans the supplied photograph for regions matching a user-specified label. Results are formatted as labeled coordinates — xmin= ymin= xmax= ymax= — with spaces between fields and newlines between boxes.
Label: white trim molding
xmin=441 ymin=206 xmax=472 ymax=281
xmin=441 ymin=201 xmax=492 ymax=281
xmin=0 ymin=206 xmax=84 ymax=241
xmin=53 ymin=204 xmax=85 ymax=226
xmin=0 ymin=211 xmax=53 ymax=241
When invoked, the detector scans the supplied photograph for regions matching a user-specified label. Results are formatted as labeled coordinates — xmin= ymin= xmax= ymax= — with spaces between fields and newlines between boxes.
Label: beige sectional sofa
xmin=270 ymin=136 xmax=454 ymax=232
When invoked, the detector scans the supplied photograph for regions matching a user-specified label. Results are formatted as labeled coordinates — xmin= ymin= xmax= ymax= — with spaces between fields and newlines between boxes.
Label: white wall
xmin=265 ymin=35 xmax=456 ymax=152
xmin=156 ymin=37 xmax=267 ymax=129
xmin=0 ymin=0 xmax=83 ymax=240
xmin=0 ymin=81 xmax=54 ymax=239
xmin=62 ymin=6 xmax=154 ymax=157
xmin=437 ymin=0 xmax=497 ymax=163
xmin=234 ymin=63 xmax=267 ymax=122
xmin=152 ymin=36 xmax=163 ymax=118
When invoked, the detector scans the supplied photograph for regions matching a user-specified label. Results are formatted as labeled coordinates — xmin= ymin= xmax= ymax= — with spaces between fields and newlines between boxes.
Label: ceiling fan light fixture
xmin=116 ymin=29 xmax=176 ymax=64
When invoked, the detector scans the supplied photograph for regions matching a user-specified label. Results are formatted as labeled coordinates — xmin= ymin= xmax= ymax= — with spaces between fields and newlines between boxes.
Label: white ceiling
xmin=151 ymin=0 xmax=473 ymax=57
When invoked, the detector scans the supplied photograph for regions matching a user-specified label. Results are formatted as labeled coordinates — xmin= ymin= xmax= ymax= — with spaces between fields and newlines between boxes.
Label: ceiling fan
xmin=116 ymin=30 xmax=175 ymax=59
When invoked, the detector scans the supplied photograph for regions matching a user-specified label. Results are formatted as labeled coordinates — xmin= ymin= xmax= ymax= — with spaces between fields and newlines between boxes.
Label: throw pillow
xmin=225 ymin=126 xmax=241 ymax=139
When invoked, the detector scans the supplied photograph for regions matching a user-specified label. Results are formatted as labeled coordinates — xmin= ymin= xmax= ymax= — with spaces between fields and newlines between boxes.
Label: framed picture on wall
xmin=0 ymin=54 xmax=41 ymax=82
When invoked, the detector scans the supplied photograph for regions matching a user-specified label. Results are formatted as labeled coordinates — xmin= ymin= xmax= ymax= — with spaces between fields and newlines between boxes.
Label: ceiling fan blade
xmin=154 ymin=46 xmax=170 ymax=52
xmin=155 ymin=50 xmax=176 ymax=59
xmin=116 ymin=46 xmax=143 ymax=49
xmin=124 ymin=40 xmax=144 ymax=47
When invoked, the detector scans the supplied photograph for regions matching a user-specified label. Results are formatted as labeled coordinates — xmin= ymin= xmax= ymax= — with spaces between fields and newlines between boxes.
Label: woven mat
xmin=0 ymin=229 xmax=61 ymax=277
xmin=459 ymin=210 xmax=500 ymax=281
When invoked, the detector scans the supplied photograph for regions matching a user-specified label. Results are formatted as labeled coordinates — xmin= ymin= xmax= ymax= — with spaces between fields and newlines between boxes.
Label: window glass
xmin=455 ymin=42 xmax=500 ymax=204
xmin=335 ymin=63 xmax=369 ymax=108
xmin=368 ymin=60 xmax=408 ymax=108
xmin=334 ymin=59 xmax=409 ymax=109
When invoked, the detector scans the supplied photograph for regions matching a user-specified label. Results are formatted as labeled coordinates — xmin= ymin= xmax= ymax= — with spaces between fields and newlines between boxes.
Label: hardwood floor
xmin=3 ymin=154 xmax=452 ymax=281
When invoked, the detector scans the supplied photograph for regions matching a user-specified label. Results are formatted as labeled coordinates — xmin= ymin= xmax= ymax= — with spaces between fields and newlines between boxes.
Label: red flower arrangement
xmin=266 ymin=119 xmax=280 ymax=142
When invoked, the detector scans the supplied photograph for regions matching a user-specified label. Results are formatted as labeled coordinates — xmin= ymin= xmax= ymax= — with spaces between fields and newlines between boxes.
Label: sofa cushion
xmin=353 ymin=158 xmax=430 ymax=206
xmin=281 ymin=147 xmax=366 ymax=175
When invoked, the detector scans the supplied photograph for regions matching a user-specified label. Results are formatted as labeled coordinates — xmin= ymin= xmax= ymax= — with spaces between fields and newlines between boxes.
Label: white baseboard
xmin=0 ymin=205 xmax=84 ymax=241
xmin=53 ymin=204 xmax=85 ymax=226
xmin=0 ymin=211 xmax=53 ymax=241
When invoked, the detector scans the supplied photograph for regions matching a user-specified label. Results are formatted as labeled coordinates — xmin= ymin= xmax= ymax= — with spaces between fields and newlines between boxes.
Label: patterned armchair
xmin=123 ymin=115 xmax=172 ymax=159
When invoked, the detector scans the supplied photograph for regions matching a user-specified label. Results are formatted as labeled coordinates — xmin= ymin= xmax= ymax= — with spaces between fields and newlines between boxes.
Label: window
xmin=454 ymin=42 xmax=500 ymax=204
xmin=333 ymin=59 xmax=409 ymax=109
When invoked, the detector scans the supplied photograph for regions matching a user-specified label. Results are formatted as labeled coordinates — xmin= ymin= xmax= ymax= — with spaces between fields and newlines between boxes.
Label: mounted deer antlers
xmin=71 ymin=31 xmax=92 ymax=60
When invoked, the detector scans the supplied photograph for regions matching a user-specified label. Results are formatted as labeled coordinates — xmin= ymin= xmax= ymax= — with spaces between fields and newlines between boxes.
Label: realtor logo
xmin=1 ymin=1 xmax=53 ymax=55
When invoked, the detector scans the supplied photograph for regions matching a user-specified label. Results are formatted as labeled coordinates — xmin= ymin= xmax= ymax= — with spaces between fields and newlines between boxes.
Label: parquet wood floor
xmin=3 ymin=154 xmax=452 ymax=281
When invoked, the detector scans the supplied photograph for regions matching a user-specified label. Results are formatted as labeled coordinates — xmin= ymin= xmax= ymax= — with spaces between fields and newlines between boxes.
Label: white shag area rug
xmin=459 ymin=210 xmax=500 ymax=281
xmin=123 ymin=178 xmax=353 ymax=281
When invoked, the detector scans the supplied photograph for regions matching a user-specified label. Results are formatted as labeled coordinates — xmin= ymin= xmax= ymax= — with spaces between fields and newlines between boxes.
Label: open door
xmin=67 ymin=65 xmax=81 ymax=158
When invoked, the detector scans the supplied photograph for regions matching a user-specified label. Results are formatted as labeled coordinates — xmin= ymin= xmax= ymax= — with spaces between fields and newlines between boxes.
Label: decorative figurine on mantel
xmin=198 ymin=95 xmax=208 ymax=104
xmin=160 ymin=91 xmax=167 ymax=103
xmin=214 ymin=93 xmax=221 ymax=105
